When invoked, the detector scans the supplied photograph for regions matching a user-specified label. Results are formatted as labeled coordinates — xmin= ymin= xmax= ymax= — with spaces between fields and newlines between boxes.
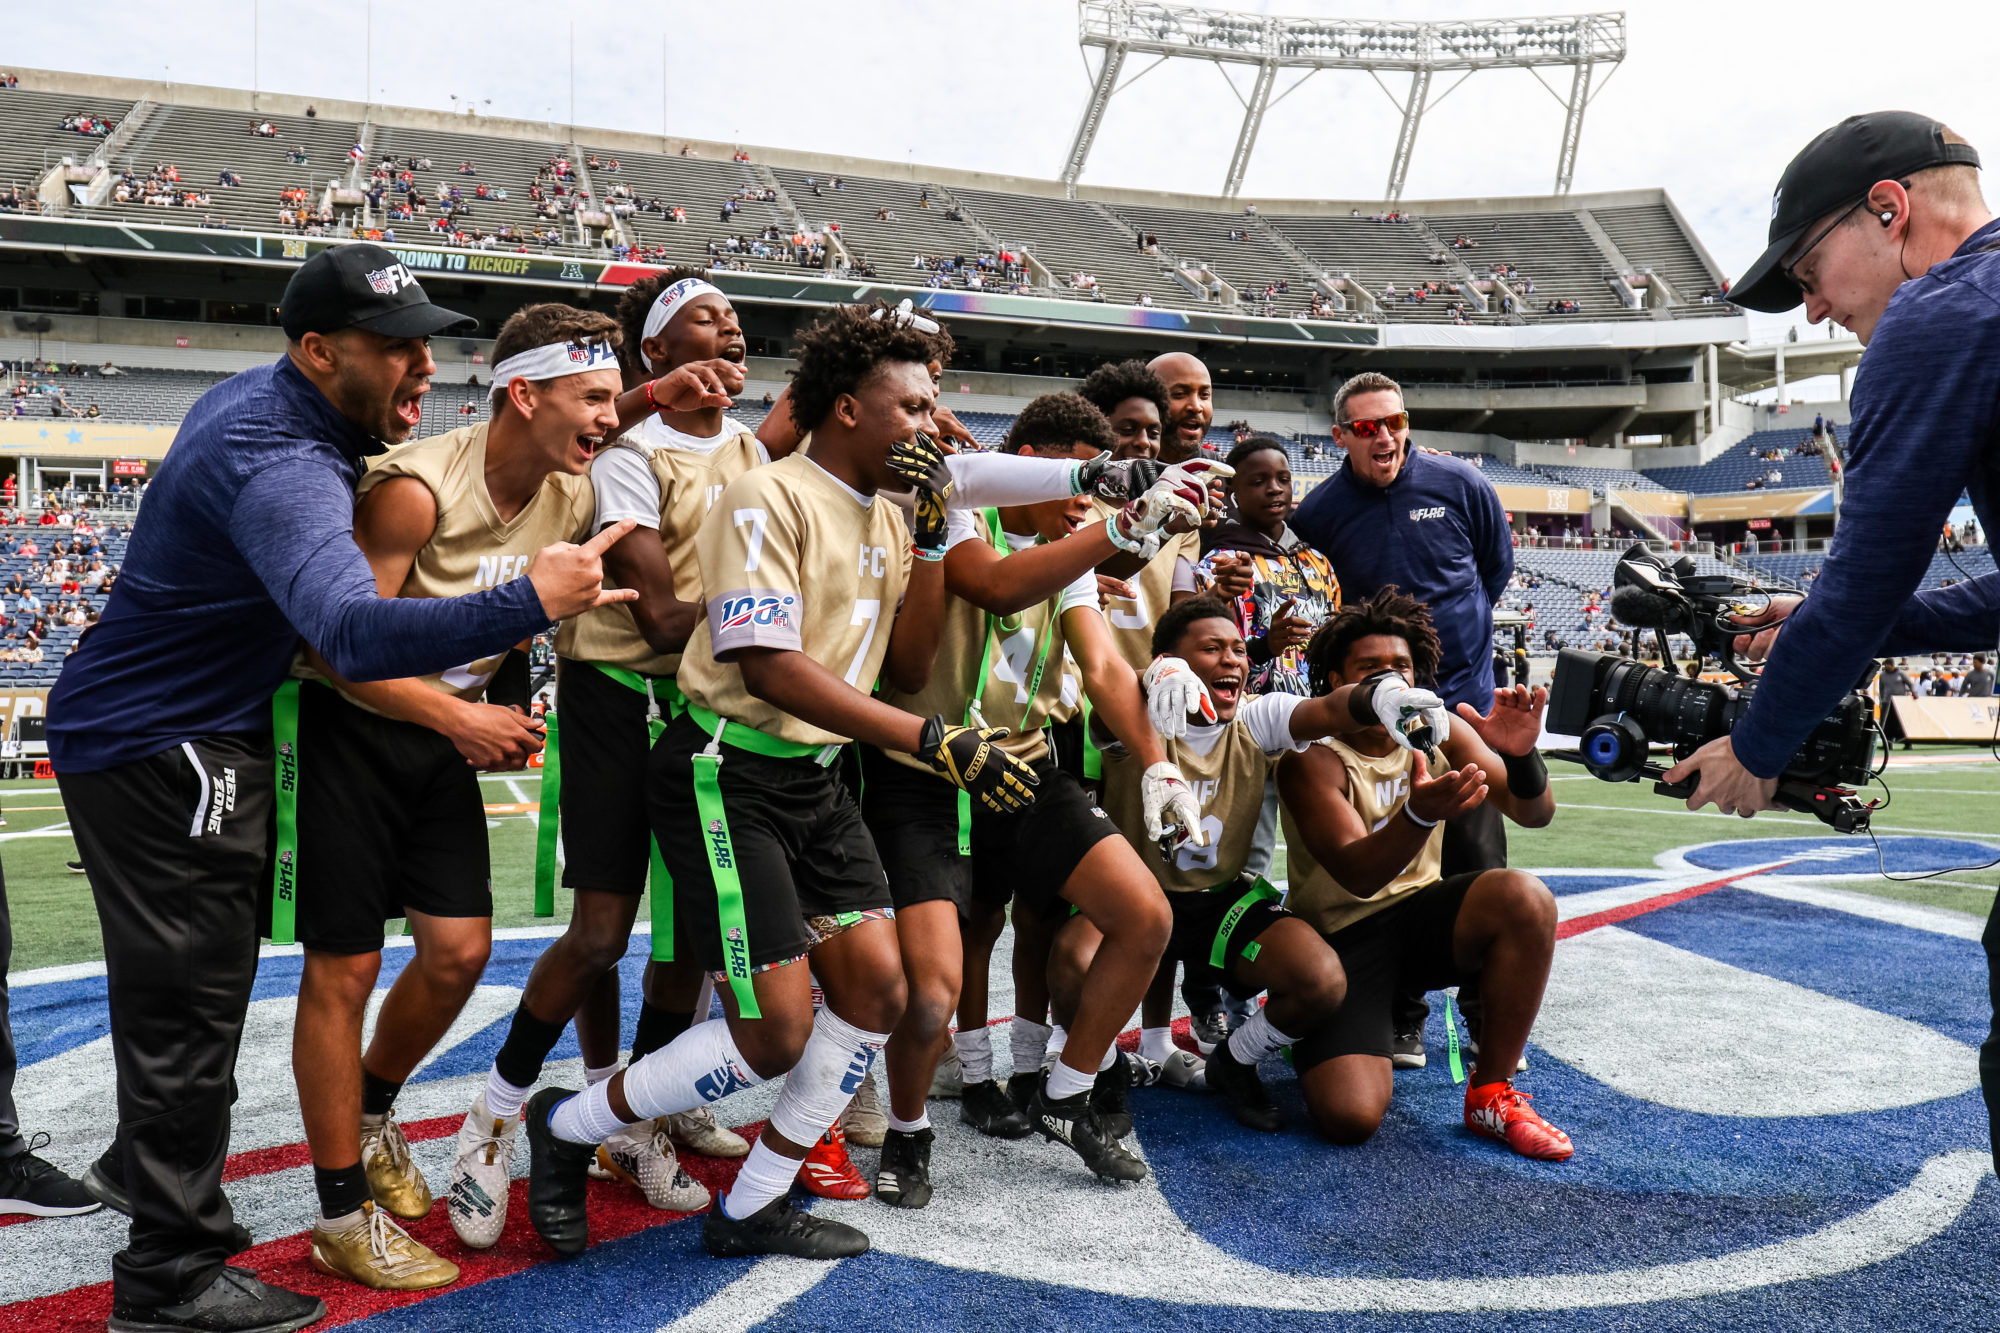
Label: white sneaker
xmin=663 ymin=1106 xmax=749 ymax=1159
xmin=929 ymin=1047 xmax=964 ymax=1099
xmin=594 ymin=1119 xmax=709 ymax=1212
xmin=838 ymin=1069 xmax=887 ymax=1148
xmin=445 ymin=1093 xmax=517 ymax=1249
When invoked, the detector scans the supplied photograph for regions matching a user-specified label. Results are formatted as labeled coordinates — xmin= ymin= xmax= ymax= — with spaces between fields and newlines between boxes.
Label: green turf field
xmin=5 ymin=754 xmax=1994 ymax=971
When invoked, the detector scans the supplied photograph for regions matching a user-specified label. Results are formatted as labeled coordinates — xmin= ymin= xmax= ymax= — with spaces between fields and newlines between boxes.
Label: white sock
xmin=1097 ymin=1043 xmax=1118 ymax=1072
xmin=721 ymin=1138 xmax=800 ymax=1220
xmin=584 ymin=1063 xmax=619 ymax=1086
xmin=621 ymin=1014 xmax=768 ymax=1120
xmin=1047 ymin=1024 xmax=1069 ymax=1064
xmin=1140 ymin=1027 xmax=1178 ymax=1066
xmin=1010 ymin=1018 xmax=1051 ymax=1077
xmin=318 ymin=1206 xmax=364 ymax=1231
xmin=484 ymin=1066 xmax=532 ymax=1121
xmin=953 ymin=1027 xmax=993 ymax=1084
xmin=767 ymin=1008 xmax=890 ymax=1146
xmin=886 ymin=1109 xmax=930 ymax=1134
xmin=1044 ymin=1056 xmax=1095 ymax=1101
xmin=1225 ymin=1008 xmax=1295 ymax=1067
xmin=547 ymin=1082 xmax=633 ymax=1146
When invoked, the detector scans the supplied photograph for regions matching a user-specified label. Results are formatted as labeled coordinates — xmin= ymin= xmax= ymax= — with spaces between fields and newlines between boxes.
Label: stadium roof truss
xmin=1062 ymin=2 xmax=1627 ymax=201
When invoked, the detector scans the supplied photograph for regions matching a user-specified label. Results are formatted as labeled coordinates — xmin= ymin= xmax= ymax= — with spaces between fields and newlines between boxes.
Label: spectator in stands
xmin=218 ymin=169 xmax=244 ymax=188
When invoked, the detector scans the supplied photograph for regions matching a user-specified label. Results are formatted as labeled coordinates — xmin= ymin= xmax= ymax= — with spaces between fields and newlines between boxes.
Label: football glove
xmin=889 ymin=432 xmax=953 ymax=561
xmin=1109 ymin=459 xmax=1233 ymax=553
xmin=920 ymin=715 xmax=1040 ymax=815
xmin=1142 ymin=762 xmax=1207 ymax=856
xmin=1141 ymin=655 xmax=1217 ymax=739
xmin=1076 ymin=453 xmax=1167 ymax=503
xmin=1367 ymin=676 xmax=1451 ymax=755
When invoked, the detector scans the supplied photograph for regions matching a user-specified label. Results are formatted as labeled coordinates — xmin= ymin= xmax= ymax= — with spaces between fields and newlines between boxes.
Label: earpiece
xmin=1880 ymin=210 xmax=1895 ymax=226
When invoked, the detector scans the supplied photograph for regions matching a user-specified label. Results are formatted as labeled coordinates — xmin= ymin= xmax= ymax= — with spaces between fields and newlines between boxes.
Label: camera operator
xmin=1663 ymin=112 xmax=2000 ymax=1168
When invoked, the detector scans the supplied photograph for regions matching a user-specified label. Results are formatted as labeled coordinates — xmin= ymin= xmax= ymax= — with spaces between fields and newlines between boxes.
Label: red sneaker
xmin=796 ymin=1123 xmax=871 ymax=1199
xmin=1464 ymin=1080 xmax=1573 ymax=1161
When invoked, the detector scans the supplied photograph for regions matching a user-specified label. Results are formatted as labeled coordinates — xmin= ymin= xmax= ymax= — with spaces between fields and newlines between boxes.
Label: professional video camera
xmin=1546 ymin=545 xmax=1879 ymax=832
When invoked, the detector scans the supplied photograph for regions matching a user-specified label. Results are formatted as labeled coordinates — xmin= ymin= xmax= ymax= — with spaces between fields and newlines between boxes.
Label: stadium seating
xmin=1587 ymin=203 xmax=1722 ymax=301
xmin=77 ymin=102 xmax=360 ymax=229
xmin=583 ymin=146 xmax=805 ymax=275
xmin=946 ymin=185 xmax=1216 ymax=307
xmin=1263 ymin=213 xmax=1465 ymax=321
xmin=7 ymin=366 xmax=227 ymax=423
xmin=1641 ymin=427 xmax=1834 ymax=493
xmin=1423 ymin=210 xmax=1634 ymax=320
xmin=0 ymin=519 xmax=129 ymax=687
xmin=1109 ymin=203 xmax=1321 ymax=315
xmin=0 ymin=86 xmax=135 ymax=197
xmin=1741 ymin=545 xmax=1993 ymax=592
xmin=1532 ymin=463 xmax=1673 ymax=495
xmin=1507 ymin=546 xmax=1743 ymax=648
xmin=768 ymin=169 xmax=990 ymax=285
xmin=365 ymin=122 xmax=578 ymax=246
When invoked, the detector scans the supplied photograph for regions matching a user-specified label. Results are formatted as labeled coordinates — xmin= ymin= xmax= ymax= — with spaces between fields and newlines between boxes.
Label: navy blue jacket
xmin=1734 ymin=218 xmax=2000 ymax=778
xmin=1290 ymin=448 xmax=1513 ymax=710
xmin=49 ymin=358 xmax=551 ymax=771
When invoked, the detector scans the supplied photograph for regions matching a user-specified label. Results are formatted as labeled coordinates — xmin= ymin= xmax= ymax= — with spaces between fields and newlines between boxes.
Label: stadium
xmin=0 ymin=3 xmax=1994 ymax=1331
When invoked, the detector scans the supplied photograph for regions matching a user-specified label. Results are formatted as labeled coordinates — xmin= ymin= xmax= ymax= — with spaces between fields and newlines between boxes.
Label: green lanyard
xmin=269 ymin=680 xmax=301 ymax=944
xmin=959 ymin=509 xmax=1058 ymax=853
xmin=689 ymin=711 xmax=763 ymax=1020
xmin=532 ymin=710 xmax=562 ymax=918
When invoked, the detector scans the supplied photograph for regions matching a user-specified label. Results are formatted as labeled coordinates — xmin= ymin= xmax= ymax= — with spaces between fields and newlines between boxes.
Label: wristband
xmin=1401 ymin=803 xmax=1439 ymax=829
xmin=912 ymin=542 xmax=945 ymax=563
xmin=1347 ymin=669 xmax=1400 ymax=725
xmin=645 ymin=378 xmax=661 ymax=412
xmin=1501 ymin=748 xmax=1548 ymax=799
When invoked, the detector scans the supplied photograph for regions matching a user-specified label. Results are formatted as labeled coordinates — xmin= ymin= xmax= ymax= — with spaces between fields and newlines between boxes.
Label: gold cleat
xmin=310 ymin=1199 xmax=460 ymax=1291
xmin=361 ymin=1110 xmax=434 ymax=1221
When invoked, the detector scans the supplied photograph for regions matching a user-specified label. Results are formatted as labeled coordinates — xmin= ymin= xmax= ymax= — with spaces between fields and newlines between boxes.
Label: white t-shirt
xmin=590 ymin=414 xmax=761 ymax=533
xmin=1177 ymin=692 xmax=1310 ymax=760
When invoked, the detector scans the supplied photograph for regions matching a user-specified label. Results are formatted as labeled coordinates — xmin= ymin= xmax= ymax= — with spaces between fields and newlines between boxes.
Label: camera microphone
xmin=1609 ymin=583 xmax=1686 ymax=632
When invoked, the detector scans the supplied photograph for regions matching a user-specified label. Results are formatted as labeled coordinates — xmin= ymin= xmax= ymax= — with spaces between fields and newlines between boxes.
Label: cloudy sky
xmin=11 ymin=0 xmax=1999 ymax=348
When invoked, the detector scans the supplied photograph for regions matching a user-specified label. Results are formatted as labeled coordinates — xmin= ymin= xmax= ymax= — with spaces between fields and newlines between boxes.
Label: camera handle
xmin=1644 ymin=762 xmax=1873 ymax=834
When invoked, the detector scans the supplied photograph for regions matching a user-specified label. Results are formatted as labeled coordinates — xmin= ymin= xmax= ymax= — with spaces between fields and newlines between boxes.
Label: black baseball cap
xmin=1732 ymin=111 xmax=1981 ymax=313
xmin=278 ymin=243 xmax=475 ymax=340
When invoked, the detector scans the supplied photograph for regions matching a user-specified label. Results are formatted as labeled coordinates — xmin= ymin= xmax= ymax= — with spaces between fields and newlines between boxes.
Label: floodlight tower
xmin=1061 ymin=2 xmax=1627 ymax=201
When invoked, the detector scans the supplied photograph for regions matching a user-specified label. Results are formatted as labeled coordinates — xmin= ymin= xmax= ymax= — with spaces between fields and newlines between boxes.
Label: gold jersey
xmin=555 ymin=420 xmax=764 ymax=676
xmin=878 ymin=510 xmax=1098 ymax=771
xmin=1090 ymin=496 xmax=1200 ymax=672
xmin=304 ymin=422 xmax=594 ymax=707
xmin=1281 ymin=737 xmax=1442 ymax=936
xmin=677 ymin=454 xmax=914 ymax=748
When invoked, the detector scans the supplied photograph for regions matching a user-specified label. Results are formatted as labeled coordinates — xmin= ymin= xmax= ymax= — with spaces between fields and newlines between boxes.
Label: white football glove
xmin=1142 ymin=761 xmax=1207 ymax=854
xmin=1369 ymin=677 xmax=1451 ymax=754
xmin=1142 ymin=655 xmax=1217 ymax=739
xmin=1109 ymin=459 xmax=1233 ymax=553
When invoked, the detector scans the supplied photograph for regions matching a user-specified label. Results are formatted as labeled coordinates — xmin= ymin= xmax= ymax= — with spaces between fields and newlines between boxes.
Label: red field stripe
xmin=1555 ymin=863 xmax=1797 ymax=940
xmin=221 ymin=1113 xmax=467 ymax=1184
xmin=0 ymin=1123 xmax=765 ymax=1333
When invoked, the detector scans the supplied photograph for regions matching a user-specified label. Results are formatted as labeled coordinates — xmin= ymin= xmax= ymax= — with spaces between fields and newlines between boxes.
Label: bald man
xmin=1148 ymin=352 xmax=1214 ymax=465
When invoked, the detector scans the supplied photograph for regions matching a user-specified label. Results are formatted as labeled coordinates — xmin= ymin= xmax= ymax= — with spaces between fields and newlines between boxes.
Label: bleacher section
xmin=1110 ymin=204 xmax=1320 ymax=315
xmin=1508 ymin=546 xmax=1744 ymax=648
xmin=366 ymin=122 xmax=576 ymax=245
xmin=947 ymin=185 xmax=1186 ymax=306
xmin=1533 ymin=463 xmax=1672 ymax=494
xmin=1641 ymin=427 xmax=1834 ymax=493
xmin=7 ymin=366 xmax=225 ymax=423
xmin=0 ymin=86 xmax=134 ymax=194
xmin=1425 ymin=211 xmax=1631 ymax=319
xmin=768 ymin=169 xmax=987 ymax=282
xmin=1264 ymin=214 xmax=1459 ymax=320
xmin=0 ymin=521 xmax=129 ymax=687
xmin=1742 ymin=546 xmax=1994 ymax=592
xmin=80 ymin=102 xmax=360 ymax=229
xmin=1588 ymin=204 xmax=1720 ymax=301
xmin=583 ymin=147 xmax=802 ymax=274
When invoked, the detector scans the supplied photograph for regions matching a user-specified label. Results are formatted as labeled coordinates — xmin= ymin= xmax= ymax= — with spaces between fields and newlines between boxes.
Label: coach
xmin=49 ymin=245 xmax=628 ymax=1333
xmin=1289 ymin=371 xmax=1514 ymax=1059
xmin=1663 ymin=113 xmax=2000 ymax=1169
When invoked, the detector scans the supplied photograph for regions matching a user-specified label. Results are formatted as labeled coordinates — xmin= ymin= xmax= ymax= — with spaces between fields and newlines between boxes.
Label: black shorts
xmin=1293 ymin=872 xmax=1481 ymax=1070
xmin=555 ymin=657 xmax=673 ymax=896
xmin=1165 ymin=876 xmax=1291 ymax=999
xmin=858 ymin=744 xmax=1121 ymax=919
xmin=649 ymin=711 xmax=890 ymax=973
xmin=291 ymin=684 xmax=490 ymax=955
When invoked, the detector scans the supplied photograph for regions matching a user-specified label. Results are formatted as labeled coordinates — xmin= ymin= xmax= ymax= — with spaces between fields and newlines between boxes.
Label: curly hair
xmin=786 ymin=302 xmax=952 ymax=435
xmin=1005 ymin=392 xmax=1115 ymax=456
xmin=612 ymin=268 xmax=712 ymax=383
xmin=1151 ymin=592 xmax=1238 ymax=659
xmin=1076 ymin=358 xmax=1168 ymax=423
xmin=1302 ymin=586 xmax=1441 ymax=695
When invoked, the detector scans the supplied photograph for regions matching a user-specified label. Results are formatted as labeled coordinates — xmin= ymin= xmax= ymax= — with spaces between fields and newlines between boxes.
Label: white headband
xmin=489 ymin=338 xmax=621 ymax=402
xmin=640 ymin=278 xmax=724 ymax=350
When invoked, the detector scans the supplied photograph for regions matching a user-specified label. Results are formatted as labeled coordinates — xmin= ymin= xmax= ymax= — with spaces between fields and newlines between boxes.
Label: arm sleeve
xmin=1471 ymin=474 xmax=1513 ymax=606
xmin=231 ymin=458 xmax=551 ymax=683
xmin=591 ymin=447 xmax=663 ymax=531
xmin=1733 ymin=282 xmax=2000 ymax=778
xmin=1171 ymin=555 xmax=1197 ymax=593
xmin=939 ymin=452 xmax=1080 ymax=508
xmin=1242 ymin=691 xmax=1312 ymax=754
xmin=699 ymin=482 xmax=807 ymax=657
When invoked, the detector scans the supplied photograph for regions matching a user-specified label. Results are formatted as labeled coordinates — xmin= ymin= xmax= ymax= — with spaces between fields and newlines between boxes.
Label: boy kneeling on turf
xmin=1279 ymin=588 xmax=1569 ymax=1160
xmin=1104 ymin=594 xmax=1449 ymax=1131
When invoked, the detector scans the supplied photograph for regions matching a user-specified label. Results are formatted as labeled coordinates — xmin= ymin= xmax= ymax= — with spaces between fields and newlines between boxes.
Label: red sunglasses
xmin=1336 ymin=412 xmax=1409 ymax=439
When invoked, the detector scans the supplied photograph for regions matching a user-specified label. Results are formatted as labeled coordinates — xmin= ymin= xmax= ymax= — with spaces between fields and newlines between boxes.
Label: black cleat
xmin=524 ymin=1087 xmax=596 ymax=1257
xmin=960 ymin=1079 xmax=1032 ymax=1139
xmin=1005 ymin=1071 xmax=1040 ymax=1114
xmin=1027 ymin=1078 xmax=1147 ymax=1183
xmin=1089 ymin=1050 xmax=1142 ymax=1141
xmin=703 ymin=1191 xmax=869 ymax=1259
xmin=874 ymin=1127 xmax=934 ymax=1209
xmin=0 ymin=1137 xmax=100 ymax=1218
xmin=1205 ymin=1042 xmax=1283 ymax=1133
xmin=83 ymin=1154 xmax=130 ymax=1216
xmin=107 ymin=1266 xmax=325 ymax=1333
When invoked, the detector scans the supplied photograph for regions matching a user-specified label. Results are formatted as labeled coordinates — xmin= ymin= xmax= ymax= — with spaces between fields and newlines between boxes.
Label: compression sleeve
xmin=942 ymin=453 xmax=1082 ymax=508
xmin=232 ymin=458 xmax=551 ymax=683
